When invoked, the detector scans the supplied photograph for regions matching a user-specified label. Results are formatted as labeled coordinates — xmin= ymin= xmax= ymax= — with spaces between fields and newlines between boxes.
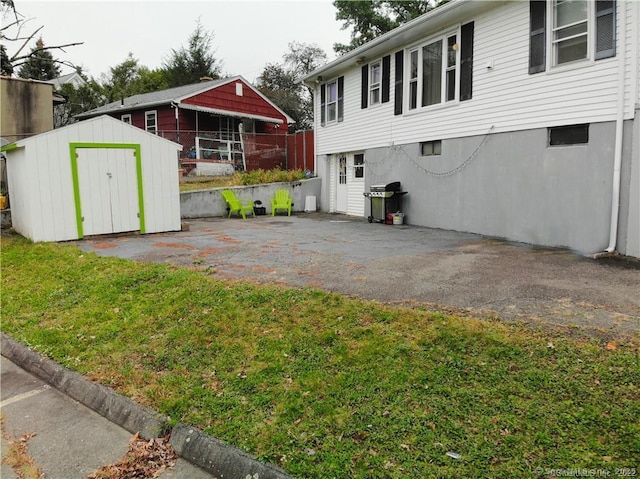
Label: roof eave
xmin=302 ymin=0 xmax=497 ymax=85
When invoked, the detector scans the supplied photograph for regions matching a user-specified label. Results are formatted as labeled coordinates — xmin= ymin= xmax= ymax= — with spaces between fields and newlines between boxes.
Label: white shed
xmin=2 ymin=115 xmax=182 ymax=242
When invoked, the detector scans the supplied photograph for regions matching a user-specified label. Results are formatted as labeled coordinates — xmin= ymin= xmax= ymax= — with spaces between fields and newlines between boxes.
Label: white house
xmin=2 ymin=115 xmax=182 ymax=242
xmin=303 ymin=0 xmax=639 ymax=257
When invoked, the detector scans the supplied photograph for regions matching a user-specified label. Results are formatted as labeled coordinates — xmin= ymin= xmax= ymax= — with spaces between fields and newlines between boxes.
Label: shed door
xmin=77 ymin=148 xmax=140 ymax=236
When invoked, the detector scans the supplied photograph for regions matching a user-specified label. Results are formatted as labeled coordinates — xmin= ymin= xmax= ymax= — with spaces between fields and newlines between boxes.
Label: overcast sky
xmin=5 ymin=0 xmax=352 ymax=83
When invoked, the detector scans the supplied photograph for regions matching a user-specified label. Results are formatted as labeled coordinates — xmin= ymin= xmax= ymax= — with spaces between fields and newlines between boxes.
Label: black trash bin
xmin=363 ymin=181 xmax=407 ymax=223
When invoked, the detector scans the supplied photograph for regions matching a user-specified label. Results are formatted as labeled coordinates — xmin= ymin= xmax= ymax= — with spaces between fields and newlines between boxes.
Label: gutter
xmin=605 ymin=2 xmax=628 ymax=253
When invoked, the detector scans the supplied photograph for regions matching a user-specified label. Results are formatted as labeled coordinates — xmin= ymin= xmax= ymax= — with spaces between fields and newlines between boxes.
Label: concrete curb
xmin=1 ymin=333 xmax=295 ymax=479
xmin=171 ymin=424 xmax=294 ymax=479
xmin=1 ymin=333 xmax=168 ymax=439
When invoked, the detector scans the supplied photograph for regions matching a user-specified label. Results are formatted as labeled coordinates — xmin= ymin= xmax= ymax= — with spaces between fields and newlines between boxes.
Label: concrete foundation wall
xmin=353 ymin=122 xmax=625 ymax=254
xmin=180 ymin=177 xmax=321 ymax=219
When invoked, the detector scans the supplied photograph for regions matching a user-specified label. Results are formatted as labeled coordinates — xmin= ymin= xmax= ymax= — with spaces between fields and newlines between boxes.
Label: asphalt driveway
xmin=77 ymin=213 xmax=640 ymax=340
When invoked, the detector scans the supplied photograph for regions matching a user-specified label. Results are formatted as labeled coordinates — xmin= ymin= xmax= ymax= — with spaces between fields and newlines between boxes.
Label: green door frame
xmin=69 ymin=142 xmax=145 ymax=238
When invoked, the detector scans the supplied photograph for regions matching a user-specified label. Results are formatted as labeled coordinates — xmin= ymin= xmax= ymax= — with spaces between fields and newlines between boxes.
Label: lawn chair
xmin=222 ymin=189 xmax=254 ymax=219
xmin=271 ymin=189 xmax=293 ymax=216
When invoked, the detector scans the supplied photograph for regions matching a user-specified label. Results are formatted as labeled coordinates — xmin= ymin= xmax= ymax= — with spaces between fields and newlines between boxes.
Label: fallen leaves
xmin=87 ymin=432 xmax=177 ymax=479
xmin=0 ymin=415 xmax=44 ymax=479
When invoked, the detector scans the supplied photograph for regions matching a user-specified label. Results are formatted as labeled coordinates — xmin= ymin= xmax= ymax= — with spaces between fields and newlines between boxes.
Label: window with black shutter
xmin=382 ymin=55 xmax=390 ymax=103
xmin=595 ymin=0 xmax=616 ymax=59
xmin=394 ymin=50 xmax=403 ymax=116
xmin=529 ymin=0 xmax=546 ymax=74
xmin=337 ymin=76 xmax=344 ymax=122
xmin=460 ymin=21 xmax=474 ymax=101
xmin=529 ymin=0 xmax=616 ymax=74
xmin=361 ymin=64 xmax=369 ymax=109
xmin=320 ymin=83 xmax=326 ymax=127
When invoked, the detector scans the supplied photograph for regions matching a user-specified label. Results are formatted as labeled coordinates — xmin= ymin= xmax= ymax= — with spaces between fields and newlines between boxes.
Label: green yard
xmin=1 ymin=235 xmax=638 ymax=478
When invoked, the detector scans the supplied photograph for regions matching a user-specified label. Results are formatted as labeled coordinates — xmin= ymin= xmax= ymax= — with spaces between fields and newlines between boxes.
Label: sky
xmin=4 ymin=0 xmax=352 ymax=83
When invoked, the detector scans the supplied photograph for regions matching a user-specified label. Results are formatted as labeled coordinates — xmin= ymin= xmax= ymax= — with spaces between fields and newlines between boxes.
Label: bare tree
xmin=1 ymin=0 xmax=83 ymax=74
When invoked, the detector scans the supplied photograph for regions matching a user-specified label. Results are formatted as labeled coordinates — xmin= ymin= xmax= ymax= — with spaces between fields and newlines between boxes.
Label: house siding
xmin=310 ymin=0 xmax=638 ymax=256
xmin=314 ymin=1 xmax=635 ymax=155
xmin=181 ymin=79 xmax=288 ymax=131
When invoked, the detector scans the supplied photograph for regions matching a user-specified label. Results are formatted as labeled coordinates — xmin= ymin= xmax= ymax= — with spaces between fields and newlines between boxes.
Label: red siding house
xmin=76 ymin=76 xmax=294 ymax=170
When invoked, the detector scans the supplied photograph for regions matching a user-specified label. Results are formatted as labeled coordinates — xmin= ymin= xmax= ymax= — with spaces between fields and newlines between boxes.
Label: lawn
xmin=1 ymin=235 xmax=638 ymax=478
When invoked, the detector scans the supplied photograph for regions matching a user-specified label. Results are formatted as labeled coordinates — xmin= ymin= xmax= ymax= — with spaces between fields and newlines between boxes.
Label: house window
xmin=548 ymin=124 xmax=589 ymax=145
xmin=339 ymin=155 xmax=347 ymax=184
xmin=354 ymin=153 xmax=364 ymax=178
xmin=370 ymin=61 xmax=381 ymax=105
xmin=552 ymin=0 xmax=588 ymax=65
xmin=236 ymin=83 xmax=243 ymax=96
xmin=420 ymin=140 xmax=442 ymax=156
xmin=327 ymin=80 xmax=338 ymax=122
xmin=145 ymin=110 xmax=157 ymax=134
xmin=408 ymin=30 xmax=462 ymax=110
xmin=121 ymin=114 xmax=132 ymax=124
xmin=320 ymin=77 xmax=344 ymax=126
xmin=529 ymin=0 xmax=616 ymax=73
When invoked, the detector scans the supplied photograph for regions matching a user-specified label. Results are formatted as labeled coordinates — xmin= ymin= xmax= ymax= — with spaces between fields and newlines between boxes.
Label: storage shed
xmin=2 ymin=115 xmax=182 ymax=242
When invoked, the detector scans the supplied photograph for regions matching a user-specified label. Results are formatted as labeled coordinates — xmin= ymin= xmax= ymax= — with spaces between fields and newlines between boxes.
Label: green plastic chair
xmin=271 ymin=189 xmax=293 ymax=216
xmin=222 ymin=189 xmax=254 ymax=219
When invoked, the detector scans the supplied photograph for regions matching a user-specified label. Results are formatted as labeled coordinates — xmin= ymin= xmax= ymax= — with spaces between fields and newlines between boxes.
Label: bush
xmin=232 ymin=168 xmax=307 ymax=186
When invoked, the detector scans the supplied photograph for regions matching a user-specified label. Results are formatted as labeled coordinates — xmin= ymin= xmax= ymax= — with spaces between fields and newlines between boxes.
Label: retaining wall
xmin=180 ymin=177 xmax=321 ymax=219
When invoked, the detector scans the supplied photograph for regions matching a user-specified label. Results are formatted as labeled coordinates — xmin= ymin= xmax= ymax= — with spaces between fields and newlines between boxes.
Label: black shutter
xmin=529 ymin=1 xmax=546 ymax=74
xmin=320 ymin=83 xmax=326 ymax=127
xmin=382 ymin=55 xmax=391 ymax=103
xmin=460 ymin=21 xmax=474 ymax=102
xmin=337 ymin=76 xmax=344 ymax=123
xmin=361 ymin=64 xmax=369 ymax=109
xmin=595 ymin=0 xmax=616 ymax=60
xmin=394 ymin=50 xmax=403 ymax=116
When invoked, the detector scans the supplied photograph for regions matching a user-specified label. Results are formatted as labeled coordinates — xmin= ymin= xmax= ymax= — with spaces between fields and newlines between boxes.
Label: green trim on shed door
xmin=69 ymin=142 xmax=146 ymax=238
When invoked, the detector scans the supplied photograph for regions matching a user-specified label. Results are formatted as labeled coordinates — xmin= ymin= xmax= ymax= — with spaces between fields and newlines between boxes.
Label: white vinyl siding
xmin=314 ymin=1 xmax=634 ymax=156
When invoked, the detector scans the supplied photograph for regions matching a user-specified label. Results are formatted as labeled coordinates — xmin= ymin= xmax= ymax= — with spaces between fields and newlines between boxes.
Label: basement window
xmin=420 ymin=140 xmax=442 ymax=156
xmin=548 ymin=124 xmax=589 ymax=146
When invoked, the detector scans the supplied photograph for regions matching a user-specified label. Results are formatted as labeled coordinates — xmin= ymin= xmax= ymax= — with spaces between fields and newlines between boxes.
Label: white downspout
xmin=605 ymin=1 xmax=627 ymax=253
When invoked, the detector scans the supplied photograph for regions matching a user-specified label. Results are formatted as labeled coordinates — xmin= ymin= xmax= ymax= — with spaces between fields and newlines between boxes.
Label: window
xmin=320 ymin=77 xmax=344 ymax=126
xmin=361 ymin=56 xmax=390 ymax=109
xmin=552 ymin=0 xmax=588 ymax=65
xmin=339 ymin=155 xmax=347 ymax=184
xmin=354 ymin=153 xmax=364 ymax=178
xmin=370 ymin=61 xmax=381 ymax=105
xmin=145 ymin=110 xmax=157 ymax=134
xmin=406 ymin=23 xmax=473 ymax=111
xmin=420 ymin=140 xmax=442 ymax=156
xmin=121 ymin=114 xmax=132 ymax=124
xmin=548 ymin=124 xmax=589 ymax=145
xmin=529 ymin=1 xmax=616 ymax=73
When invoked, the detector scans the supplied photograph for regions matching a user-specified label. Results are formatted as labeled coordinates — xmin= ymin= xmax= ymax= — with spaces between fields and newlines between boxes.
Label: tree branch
xmin=11 ymin=41 xmax=84 ymax=62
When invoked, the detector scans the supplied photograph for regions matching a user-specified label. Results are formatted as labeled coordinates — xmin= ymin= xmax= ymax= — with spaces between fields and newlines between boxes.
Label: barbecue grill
xmin=363 ymin=181 xmax=407 ymax=223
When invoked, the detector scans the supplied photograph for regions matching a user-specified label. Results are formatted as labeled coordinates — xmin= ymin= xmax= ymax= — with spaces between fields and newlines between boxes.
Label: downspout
xmin=605 ymin=2 xmax=627 ymax=253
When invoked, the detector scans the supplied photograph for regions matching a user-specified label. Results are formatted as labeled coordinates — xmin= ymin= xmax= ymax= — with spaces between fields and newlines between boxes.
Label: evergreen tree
xmin=17 ymin=37 xmax=60 ymax=80
xmin=162 ymin=20 xmax=222 ymax=87
xmin=1 ymin=44 xmax=13 ymax=76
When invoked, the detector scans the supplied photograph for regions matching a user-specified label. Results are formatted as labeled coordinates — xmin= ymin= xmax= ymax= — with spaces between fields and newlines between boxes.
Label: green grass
xmin=180 ymin=168 xmax=308 ymax=191
xmin=1 ymin=234 xmax=638 ymax=478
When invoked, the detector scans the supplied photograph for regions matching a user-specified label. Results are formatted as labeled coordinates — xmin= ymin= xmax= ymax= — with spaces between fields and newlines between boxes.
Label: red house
xmin=77 ymin=76 xmax=294 ymax=170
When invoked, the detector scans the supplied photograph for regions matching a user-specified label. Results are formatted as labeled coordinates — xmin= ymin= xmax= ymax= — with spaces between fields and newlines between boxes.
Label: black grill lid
xmin=370 ymin=181 xmax=401 ymax=192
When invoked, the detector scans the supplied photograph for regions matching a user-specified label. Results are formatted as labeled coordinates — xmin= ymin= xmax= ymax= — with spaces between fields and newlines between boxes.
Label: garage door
xmin=75 ymin=147 xmax=141 ymax=236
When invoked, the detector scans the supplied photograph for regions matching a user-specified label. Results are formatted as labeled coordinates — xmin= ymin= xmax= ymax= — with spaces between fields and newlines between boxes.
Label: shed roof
xmin=6 ymin=115 xmax=182 ymax=151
